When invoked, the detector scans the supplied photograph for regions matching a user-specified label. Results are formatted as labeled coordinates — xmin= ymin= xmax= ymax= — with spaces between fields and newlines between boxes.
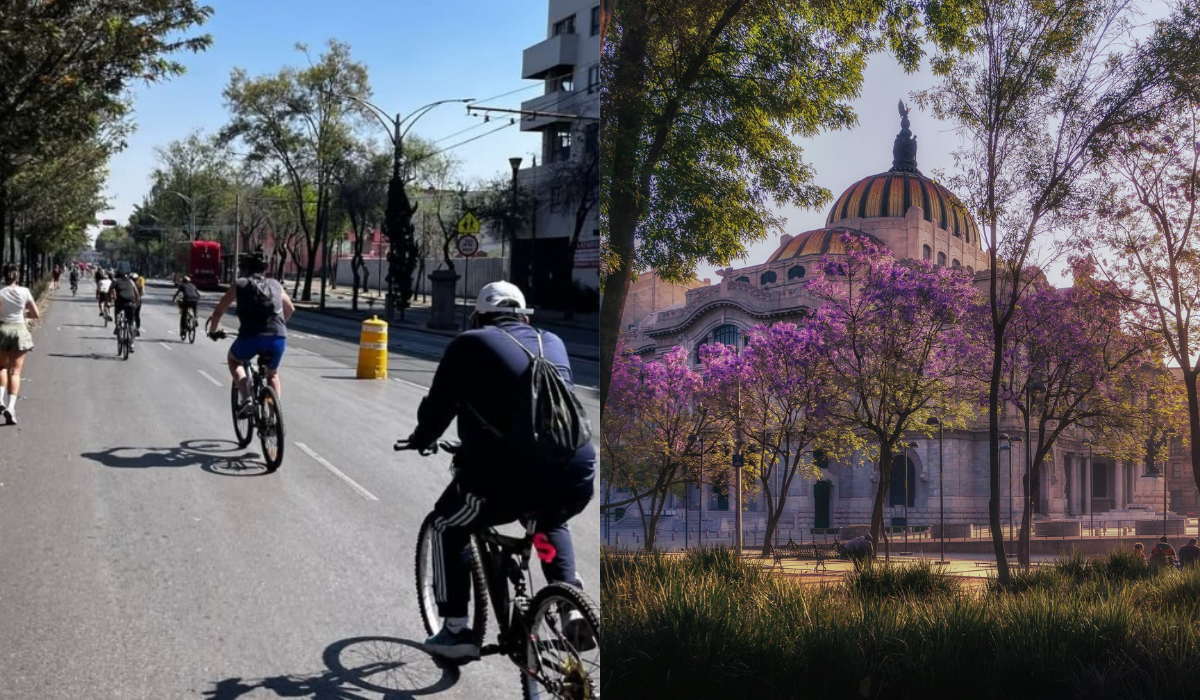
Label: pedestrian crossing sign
xmin=456 ymin=212 xmax=481 ymax=235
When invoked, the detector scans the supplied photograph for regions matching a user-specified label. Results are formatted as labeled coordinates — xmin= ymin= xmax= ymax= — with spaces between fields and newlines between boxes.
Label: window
xmin=735 ymin=276 xmax=750 ymax=283
xmin=553 ymin=15 xmax=576 ymax=35
xmin=587 ymin=65 xmax=600 ymax=93
xmin=813 ymin=449 xmax=830 ymax=470
xmin=585 ymin=122 xmax=599 ymax=156
xmin=952 ymin=259 xmax=961 ymax=269
xmin=937 ymin=252 xmax=946 ymax=266
xmin=923 ymin=244 xmax=932 ymax=260
xmin=967 ymin=266 xmax=974 ymax=275
xmin=549 ymin=72 xmax=574 ymax=93
xmin=593 ymin=227 xmax=600 ymax=237
xmin=546 ymin=126 xmax=571 ymax=163
xmin=889 ymin=456 xmax=916 ymax=507
xmin=591 ymin=5 xmax=601 ymax=35
xmin=1173 ymin=463 xmax=1182 ymax=479
xmin=713 ymin=324 xmax=739 ymax=348
xmin=760 ymin=271 xmax=777 ymax=284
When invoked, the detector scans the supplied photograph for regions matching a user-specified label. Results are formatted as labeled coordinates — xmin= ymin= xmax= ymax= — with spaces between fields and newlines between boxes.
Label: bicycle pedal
xmin=479 ymin=643 xmax=502 ymax=657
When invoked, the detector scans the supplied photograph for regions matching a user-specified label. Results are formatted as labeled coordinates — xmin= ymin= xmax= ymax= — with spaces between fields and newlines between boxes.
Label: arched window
xmin=937 ymin=252 xmax=946 ymax=267
xmin=735 ymin=276 xmax=750 ymax=284
xmin=760 ymin=271 xmax=777 ymax=284
xmin=967 ymin=265 xmax=974 ymax=275
xmin=923 ymin=245 xmax=932 ymax=260
xmin=788 ymin=265 xmax=806 ymax=279
xmin=889 ymin=455 xmax=916 ymax=507
xmin=813 ymin=449 xmax=830 ymax=470
xmin=713 ymin=324 xmax=739 ymax=348
xmin=952 ymin=259 xmax=961 ymax=269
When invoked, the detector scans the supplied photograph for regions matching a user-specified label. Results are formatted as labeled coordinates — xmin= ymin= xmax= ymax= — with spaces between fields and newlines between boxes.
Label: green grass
xmin=603 ymin=547 xmax=1200 ymax=700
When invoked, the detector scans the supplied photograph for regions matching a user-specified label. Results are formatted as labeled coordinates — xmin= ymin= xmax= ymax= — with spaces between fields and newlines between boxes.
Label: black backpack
xmin=241 ymin=275 xmax=277 ymax=323
xmin=495 ymin=327 xmax=592 ymax=466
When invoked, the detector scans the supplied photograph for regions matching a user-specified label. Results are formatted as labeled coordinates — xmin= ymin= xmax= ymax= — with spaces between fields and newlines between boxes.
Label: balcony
xmin=519 ymin=90 xmax=575 ymax=132
xmin=522 ymin=32 xmax=579 ymax=80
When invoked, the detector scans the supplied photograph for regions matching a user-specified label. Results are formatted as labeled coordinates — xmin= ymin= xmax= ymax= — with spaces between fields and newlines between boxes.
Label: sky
xmin=95 ymin=0 xmax=561 ymax=240
xmin=693 ymin=1 xmax=1174 ymax=289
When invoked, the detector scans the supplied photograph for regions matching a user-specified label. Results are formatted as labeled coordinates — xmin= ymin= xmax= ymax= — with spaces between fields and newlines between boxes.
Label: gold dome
xmin=767 ymin=227 xmax=885 ymax=262
xmin=826 ymin=171 xmax=981 ymax=247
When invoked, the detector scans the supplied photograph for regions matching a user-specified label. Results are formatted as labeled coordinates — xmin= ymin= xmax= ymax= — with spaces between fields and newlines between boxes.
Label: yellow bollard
xmin=356 ymin=316 xmax=388 ymax=379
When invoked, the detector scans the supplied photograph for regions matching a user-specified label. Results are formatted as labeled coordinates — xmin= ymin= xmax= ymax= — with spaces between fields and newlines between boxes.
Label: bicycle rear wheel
xmin=187 ymin=321 xmax=196 ymax=344
xmin=231 ymin=383 xmax=253 ymax=448
xmin=258 ymin=386 xmax=284 ymax=473
xmin=521 ymin=583 xmax=600 ymax=700
xmin=414 ymin=513 xmax=489 ymax=645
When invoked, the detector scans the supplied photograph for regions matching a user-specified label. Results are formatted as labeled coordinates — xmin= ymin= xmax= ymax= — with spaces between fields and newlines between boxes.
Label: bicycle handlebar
xmin=394 ymin=438 xmax=460 ymax=456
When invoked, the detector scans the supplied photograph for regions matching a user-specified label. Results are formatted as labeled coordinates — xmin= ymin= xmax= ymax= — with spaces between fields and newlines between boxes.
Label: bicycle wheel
xmin=414 ymin=513 xmax=489 ymax=645
xmin=521 ymin=582 xmax=600 ymax=700
xmin=231 ymin=383 xmax=253 ymax=448
xmin=258 ymin=386 xmax=285 ymax=473
xmin=187 ymin=321 xmax=196 ymax=344
xmin=103 ymin=307 xmax=109 ymax=328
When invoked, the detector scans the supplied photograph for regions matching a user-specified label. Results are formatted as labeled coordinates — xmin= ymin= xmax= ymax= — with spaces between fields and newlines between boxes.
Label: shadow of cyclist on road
xmin=203 ymin=636 xmax=459 ymax=699
xmin=81 ymin=439 xmax=269 ymax=475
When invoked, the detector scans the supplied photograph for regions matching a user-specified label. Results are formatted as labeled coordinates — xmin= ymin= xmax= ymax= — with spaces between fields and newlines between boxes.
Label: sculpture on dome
xmin=891 ymin=99 xmax=920 ymax=173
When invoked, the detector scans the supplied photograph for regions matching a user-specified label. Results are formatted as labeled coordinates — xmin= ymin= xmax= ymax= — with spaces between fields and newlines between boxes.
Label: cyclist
xmin=206 ymin=251 xmax=294 ymax=417
xmin=401 ymin=281 xmax=594 ymax=661
xmin=130 ymin=273 xmax=145 ymax=334
xmin=109 ymin=271 xmax=140 ymax=341
xmin=68 ymin=267 xmax=79 ymax=295
xmin=171 ymin=276 xmax=201 ymax=336
xmin=51 ymin=264 xmax=62 ymax=290
xmin=96 ymin=272 xmax=113 ymax=319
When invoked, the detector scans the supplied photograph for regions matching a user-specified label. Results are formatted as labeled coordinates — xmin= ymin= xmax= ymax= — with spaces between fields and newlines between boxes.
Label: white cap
xmin=474 ymin=281 xmax=533 ymax=315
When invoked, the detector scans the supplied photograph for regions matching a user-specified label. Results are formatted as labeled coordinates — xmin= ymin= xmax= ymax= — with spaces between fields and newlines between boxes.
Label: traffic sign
xmin=732 ymin=455 xmax=745 ymax=467
xmin=456 ymin=212 xmax=481 ymax=235
xmin=456 ymin=234 xmax=480 ymax=257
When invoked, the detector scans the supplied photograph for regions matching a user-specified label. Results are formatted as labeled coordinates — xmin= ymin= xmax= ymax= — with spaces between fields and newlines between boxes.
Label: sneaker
xmin=563 ymin=610 xmax=596 ymax=652
xmin=236 ymin=399 xmax=254 ymax=418
xmin=2 ymin=408 xmax=14 ymax=426
xmin=423 ymin=624 xmax=480 ymax=661
xmin=135 ymin=329 xmax=141 ymax=337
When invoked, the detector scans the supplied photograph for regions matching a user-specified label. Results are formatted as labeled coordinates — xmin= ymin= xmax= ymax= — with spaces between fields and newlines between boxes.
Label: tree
xmin=1090 ymin=96 xmax=1200 ymax=506
xmin=807 ymin=235 xmax=984 ymax=556
xmin=601 ymin=344 xmax=729 ymax=550
xmin=550 ymin=147 xmax=599 ymax=317
xmin=702 ymin=323 xmax=856 ymax=556
xmin=912 ymin=0 xmax=1200 ymax=586
xmin=598 ymin=0 xmax=982 ymax=411
xmin=1002 ymin=261 xmax=1168 ymax=567
xmin=333 ymin=145 xmax=389 ymax=311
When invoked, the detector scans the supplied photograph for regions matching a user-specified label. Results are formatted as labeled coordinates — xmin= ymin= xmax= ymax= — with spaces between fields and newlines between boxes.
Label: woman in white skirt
xmin=0 ymin=265 xmax=40 ymax=425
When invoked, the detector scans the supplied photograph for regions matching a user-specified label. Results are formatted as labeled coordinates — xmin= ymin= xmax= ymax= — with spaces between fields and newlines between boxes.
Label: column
xmin=1083 ymin=456 xmax=1092 ymax=515
xmin=1066 ymin=455 xmax=1075 ymax=515
xmin=1073 ymin=456 xmax=1082 ymax=514
xmin=1108 ymin=461 xmax=1118 ymax=509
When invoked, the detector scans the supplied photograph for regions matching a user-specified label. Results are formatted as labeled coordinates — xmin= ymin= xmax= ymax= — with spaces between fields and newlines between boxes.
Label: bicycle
xmin=396 ymin=439 xmax=600 ymax=700
xmin=70 ymin=279 xmax=78 ymax=296
xmin=179 ymin=302 xmax=198 ymax=343
xmin=100 ymin=298 xmax=112 ymax=327
xmin=114 ymin=307 xmax=134 ymax=360
xmin=208 ymin=328 xmax=285 ymax=473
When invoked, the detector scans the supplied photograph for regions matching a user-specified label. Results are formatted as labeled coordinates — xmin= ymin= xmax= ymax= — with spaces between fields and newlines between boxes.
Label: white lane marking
xmin=290 ymin=347 xmax=320 ymax=357
xmin=159 ymin=342 xmax=172 ymax=351
xmin=295 ymin=442 xmax=378 ymax=501
xmin=197 ymin=370 xmax=224 ymax=387
xmin=392 ymin=377 xmax=427 ymax=391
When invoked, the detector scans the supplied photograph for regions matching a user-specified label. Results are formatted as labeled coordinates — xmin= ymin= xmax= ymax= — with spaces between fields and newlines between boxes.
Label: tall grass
xmin=603 ymin=547 xmax=1200 ymax=700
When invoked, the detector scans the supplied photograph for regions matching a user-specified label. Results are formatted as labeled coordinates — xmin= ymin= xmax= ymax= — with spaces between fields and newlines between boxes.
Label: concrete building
xmin=614 ymin=106 xmax=1175 ymax=537
xmin=514 ymin=0 xmax=601 ymax=311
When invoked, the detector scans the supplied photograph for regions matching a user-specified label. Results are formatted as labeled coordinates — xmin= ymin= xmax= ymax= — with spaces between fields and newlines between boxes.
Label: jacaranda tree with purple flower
xmin=601 ymin=342 xmax=729 ymax=550
xmin=807 ymin=234 xmax=985 ymax=555
xmin=702 ymin=323 xmax=858 ymax=557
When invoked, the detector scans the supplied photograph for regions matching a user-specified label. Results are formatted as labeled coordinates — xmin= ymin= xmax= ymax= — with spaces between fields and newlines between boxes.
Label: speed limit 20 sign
xmin=456 ymin=234 xmax=480 ymax=257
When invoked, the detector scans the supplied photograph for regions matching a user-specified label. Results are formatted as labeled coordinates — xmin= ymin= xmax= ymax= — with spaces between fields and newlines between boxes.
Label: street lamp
xmin=1162 ymin=428 xmax=1176 ymax=538
xmin=927 ymin=415 xmax=946 ymax=563
xmin=333 ymin=92 xmax=474 ymax=321
xmin=1081 ymin=435 xmax=1093 ymax=536
xmin=1023 ymin=379 xmax=1046 ymax=552
xmin=1007 ymin=434 xmax=1020 ymax=556
xmin=899 ymin=441 xmax=918 ymax=555
xmin=506 ymin=157 xmax=522 ymax=265
xmin=163 ymin=191 xmax=196 ymax=240
xmin=689 ymin=432 xmax=706 ymax=548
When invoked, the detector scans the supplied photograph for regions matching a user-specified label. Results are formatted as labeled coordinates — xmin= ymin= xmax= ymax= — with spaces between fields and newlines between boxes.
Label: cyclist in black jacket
xmin=404 ymin=281 xmax=595 ymax=660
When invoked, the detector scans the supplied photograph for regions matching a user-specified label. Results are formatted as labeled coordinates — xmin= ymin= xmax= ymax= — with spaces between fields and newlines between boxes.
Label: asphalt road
xmin=0 ymin=279 xmax=601 ymax=700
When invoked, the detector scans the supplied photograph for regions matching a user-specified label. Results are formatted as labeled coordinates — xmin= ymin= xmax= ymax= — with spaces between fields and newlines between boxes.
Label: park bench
xmin=773 ymin=540 xmax=848 ymax=572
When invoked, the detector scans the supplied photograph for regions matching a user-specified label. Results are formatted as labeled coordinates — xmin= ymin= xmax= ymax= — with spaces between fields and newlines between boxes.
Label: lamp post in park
xmin=1023 ymin=379 xmax=1046 ymax=546
xmin=926 ymin=415 xmax=946 ymax=563
xmin=899 ymin=441 xmax=918 ymax=555
xmin=688 ymin=432 xmax=707 ymax=549
xmin=1006 ymin=434 xmax=1019 ymax=557
xmin=1081 ymin=435 xmax=1093 ymax=535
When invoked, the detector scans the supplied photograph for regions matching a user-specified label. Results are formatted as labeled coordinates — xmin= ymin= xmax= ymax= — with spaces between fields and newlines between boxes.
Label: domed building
xmin=618 ymin=104 xmax=1166 ymax=543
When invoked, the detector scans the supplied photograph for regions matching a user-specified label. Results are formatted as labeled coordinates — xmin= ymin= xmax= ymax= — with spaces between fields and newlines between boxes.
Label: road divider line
xmin=197 ymin=369 xmax=224 ymax=387
xmin=159 ymin=342 xmax=172 ymax=351
xmin=392 ymin=377 xmax=427 ymax=391
xmin=295 ymin=442 xmax=379 ymax=501
xmin=290 ymin=347 xmax=320 ymax=357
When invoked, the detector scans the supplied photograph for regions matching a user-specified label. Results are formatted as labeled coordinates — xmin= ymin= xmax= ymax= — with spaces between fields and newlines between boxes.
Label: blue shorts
xmin=229 ymin=334 xmax=287 ymax=370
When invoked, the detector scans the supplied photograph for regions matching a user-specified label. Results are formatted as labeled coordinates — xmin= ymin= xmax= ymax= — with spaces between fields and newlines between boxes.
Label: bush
xmin=845 ymin=559 xmax=962 ymax=599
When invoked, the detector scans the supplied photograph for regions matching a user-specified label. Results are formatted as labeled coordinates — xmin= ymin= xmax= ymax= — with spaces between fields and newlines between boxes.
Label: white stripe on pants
xmin=432 ymin=493 xmax=482 ymax=604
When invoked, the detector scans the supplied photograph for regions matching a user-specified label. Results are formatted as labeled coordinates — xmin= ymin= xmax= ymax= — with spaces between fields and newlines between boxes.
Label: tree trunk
xmin=871 ymin=443 xmax=895 ymax=560
xmin=351 ymin=251 xmax=362 ymax=311
xmin=1186 ymin=371 xmax=1200 ymax=498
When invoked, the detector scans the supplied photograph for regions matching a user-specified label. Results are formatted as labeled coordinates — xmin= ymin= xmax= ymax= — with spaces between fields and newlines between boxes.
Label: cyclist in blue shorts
xmin=206 ymin=251 xmax=294 ymax=416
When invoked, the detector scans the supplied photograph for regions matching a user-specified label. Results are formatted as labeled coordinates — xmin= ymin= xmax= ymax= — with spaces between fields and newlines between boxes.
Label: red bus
xmin=176 ymin=240 xmax=223 ymax=290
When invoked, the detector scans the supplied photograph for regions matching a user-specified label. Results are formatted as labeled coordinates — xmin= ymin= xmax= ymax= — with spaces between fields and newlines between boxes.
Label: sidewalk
xmin=288 ymin=286 xmax=600 ymax=362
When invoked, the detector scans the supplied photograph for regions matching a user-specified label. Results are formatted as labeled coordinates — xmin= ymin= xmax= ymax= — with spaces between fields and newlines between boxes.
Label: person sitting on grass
xmin=1178 ymin=538 xmax=1200 ymax=568
xmin=1149 ymin=536 xmax=1177 ymax=567
xmin=1133 ymin=542 xmax=1146 ymax=564
xmin=844 ymin=533 xmax=874 ymax=570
